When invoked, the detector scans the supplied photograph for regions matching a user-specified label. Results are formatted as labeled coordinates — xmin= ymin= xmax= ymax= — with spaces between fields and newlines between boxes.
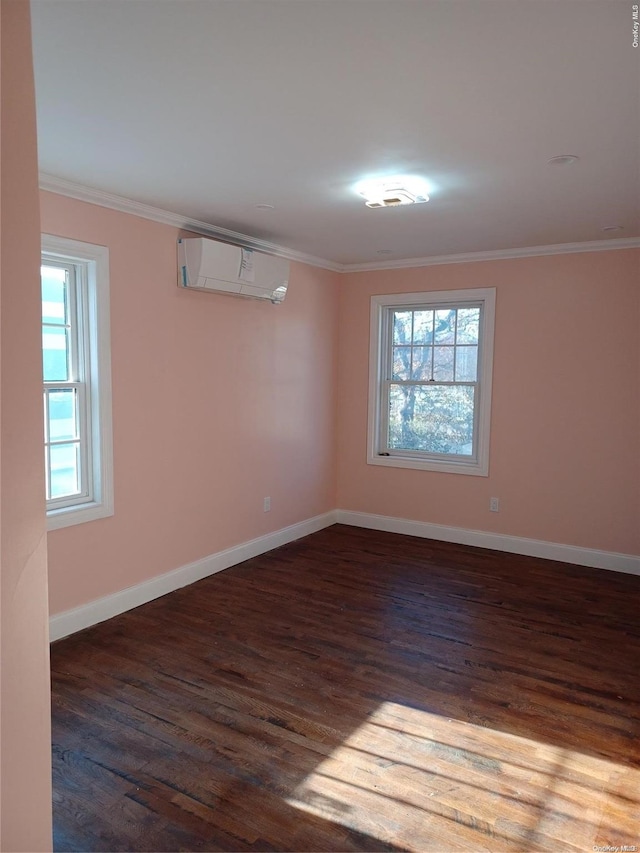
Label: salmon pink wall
xmin=0 ymin=1 xmax=53 ymax=848
xmin=42 ymin=191 xmax=339 ymax=615
xmin=40 ymin=189 xmax=640 ymax=622
xmin=337 ymin=250 xmax=640 ymax=557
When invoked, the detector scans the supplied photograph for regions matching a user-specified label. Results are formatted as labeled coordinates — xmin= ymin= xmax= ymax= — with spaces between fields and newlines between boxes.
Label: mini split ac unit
xmin=178 ymin=237 xmax=289 ymax=304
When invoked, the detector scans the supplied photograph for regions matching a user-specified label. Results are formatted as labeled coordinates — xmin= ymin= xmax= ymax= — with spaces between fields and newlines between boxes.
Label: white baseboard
xmin=50 ymin=507 xmax=639 ymax=642
xmin=336 ymin=510 xmax=640 ymax=576
xmin=49 ymin=510 xmax=337 ymax=642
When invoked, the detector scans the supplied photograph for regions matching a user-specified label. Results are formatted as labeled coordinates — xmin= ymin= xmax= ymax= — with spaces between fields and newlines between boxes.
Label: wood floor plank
xmin=51 ymin=525 xmax=640 ymax=851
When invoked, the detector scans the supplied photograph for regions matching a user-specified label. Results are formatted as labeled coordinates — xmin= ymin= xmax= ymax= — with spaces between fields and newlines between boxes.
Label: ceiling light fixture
xmin=602 ymin=225 xmax=624 ymax=233
xmin=547 ymin=154 xmax=580 ymax=166
xmin=255 ymin=203 xmax=275 ymax=210
xmin=355 ymin=175 xmax=430 ymax=208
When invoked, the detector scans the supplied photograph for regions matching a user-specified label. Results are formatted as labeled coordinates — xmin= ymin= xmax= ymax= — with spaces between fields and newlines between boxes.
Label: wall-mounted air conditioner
xmin=178 ymin=237 xmax=289 ymax=304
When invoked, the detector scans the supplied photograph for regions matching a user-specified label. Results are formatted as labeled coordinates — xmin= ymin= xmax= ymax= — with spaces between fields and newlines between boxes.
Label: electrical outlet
xmin=490 ymin=497 xmax=500 ymax=512
xmin=263 ymin=496 xmax=271 ymax=512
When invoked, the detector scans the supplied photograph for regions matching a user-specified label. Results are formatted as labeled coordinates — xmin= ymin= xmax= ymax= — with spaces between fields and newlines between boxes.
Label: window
xmin=41 ymin=235 xmax=113 ymax=529
xmin=368 ymin=288 xmax=495 ymax=476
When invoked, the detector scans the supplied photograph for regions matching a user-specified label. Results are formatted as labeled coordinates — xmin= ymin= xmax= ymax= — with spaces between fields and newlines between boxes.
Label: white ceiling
xmin=31 ymin=0 xmax=639 ymax=267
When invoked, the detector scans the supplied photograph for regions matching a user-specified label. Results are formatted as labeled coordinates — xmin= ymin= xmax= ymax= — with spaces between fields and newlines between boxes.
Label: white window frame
xmin=42 ymin=235 xmax=114 ymax=529
xmin=368 ymin=288 xmax=496 ymax=476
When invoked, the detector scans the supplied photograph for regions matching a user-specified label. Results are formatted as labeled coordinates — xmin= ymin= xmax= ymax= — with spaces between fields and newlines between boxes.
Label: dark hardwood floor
xmin=51 ymin=524 xmax=640 ymax=852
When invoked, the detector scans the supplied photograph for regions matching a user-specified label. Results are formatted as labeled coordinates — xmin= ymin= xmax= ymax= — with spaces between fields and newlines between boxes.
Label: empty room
xmin=1 ymin=0 xmax=639 ymax=851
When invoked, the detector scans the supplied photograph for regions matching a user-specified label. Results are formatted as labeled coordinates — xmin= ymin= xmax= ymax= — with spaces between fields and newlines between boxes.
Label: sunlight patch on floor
xmin=285 ymin=702 xmax=639 ymax=852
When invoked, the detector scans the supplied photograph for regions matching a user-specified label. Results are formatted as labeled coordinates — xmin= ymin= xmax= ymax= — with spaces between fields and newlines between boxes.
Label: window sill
xmin=367 ymin=453 xmax=488 ymax=477
xmin=47 ymin=500 xmax=113 ymax=531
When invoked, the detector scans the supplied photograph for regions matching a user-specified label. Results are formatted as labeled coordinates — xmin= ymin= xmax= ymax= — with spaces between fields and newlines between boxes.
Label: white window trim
xmin=368 ymin=287 xmax=496 ymax=477
xmin=42 ymin=234 xmax=114 ymax=529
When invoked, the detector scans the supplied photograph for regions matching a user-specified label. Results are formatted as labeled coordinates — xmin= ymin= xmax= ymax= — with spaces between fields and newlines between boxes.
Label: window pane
xmin=455 ymin=345 xmax=478 ymax=381
xmin=388 ymin=384 xmax=475 ymax=456
xmin=48 ymin=389 xmax=78 ymax=441
xmin=434 ymin=309 xmax=456 ymax=343
xmin=392 ymin=346 xmax=411 ymax=380
xmin=44 ymin=445 xmax=51 ymax=500
xmin=411 ymin=346 xmax=432 ymax=380
xmin=43 ymin=326 xmax=69 ymax=381
xmin=41 ymin=266 xmax=68 ymax=325
xmin=456 ymin=308 xmax=480 ymax=344
xmin=49 ymin=442 xmax=80 ymax=499
xmin=393 ymin=311 xmax=412 ymax=344
xmin=412 ymin=311 xmax=433 ymax=344
xmin=43 ymin=394 xmax=49 ymax=443
xmin=433 ymin=345 xmax=454 ymax=381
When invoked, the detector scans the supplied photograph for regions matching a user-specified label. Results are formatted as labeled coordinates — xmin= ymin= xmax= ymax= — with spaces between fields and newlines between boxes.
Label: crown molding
xmin=40 ymin=173 xmax=639 ymax=274
xmin=341 ymin=237 xmax=640 ymax=272
xmin=38 ymin=173 xmax=343 ymax=273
